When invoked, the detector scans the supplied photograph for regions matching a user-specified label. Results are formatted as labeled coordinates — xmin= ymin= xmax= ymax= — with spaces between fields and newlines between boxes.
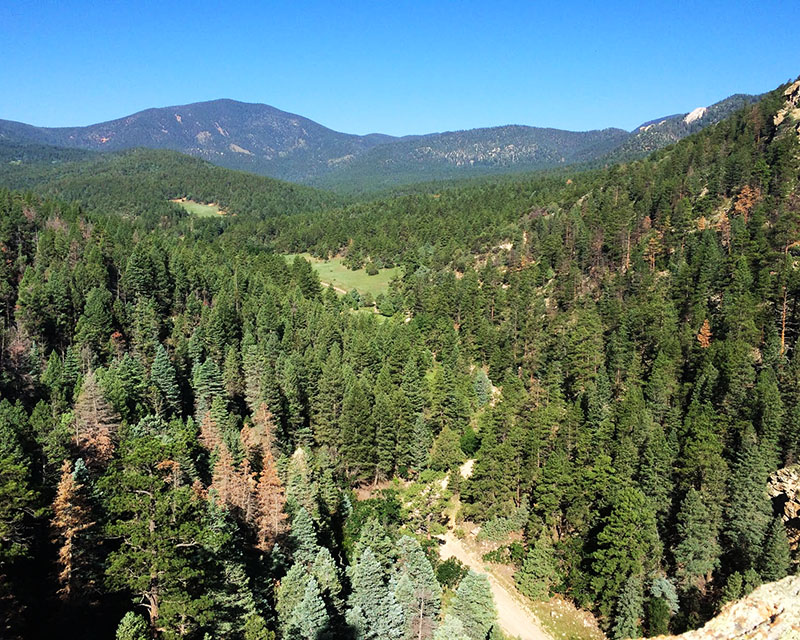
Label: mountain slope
xmin=606 ymin=93 xmax=760 ymax=160
xmin=0 ymin=90 xmax=761 ymax=191
xmin=0 ymin=145 xmax=341 ymax=221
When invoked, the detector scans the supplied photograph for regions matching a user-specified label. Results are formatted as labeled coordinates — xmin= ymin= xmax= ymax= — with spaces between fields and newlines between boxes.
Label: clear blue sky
xmin=1 ymin=0 xmax=796 ymax=136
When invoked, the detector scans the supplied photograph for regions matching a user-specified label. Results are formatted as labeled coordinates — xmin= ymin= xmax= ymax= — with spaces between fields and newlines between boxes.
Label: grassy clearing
xmin=170 ymin=198 xmax=225 ymax=217
xmin=285 ymin=253 xmax=401 ymax=297
xmin=527 ymin=600 xmax=604 ymax=640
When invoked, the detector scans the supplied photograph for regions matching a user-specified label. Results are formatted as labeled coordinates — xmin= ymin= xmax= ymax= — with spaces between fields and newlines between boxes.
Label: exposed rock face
xmin=652 ymin=576 xmax=800 ymax=640
xmin=768 ymin=465 xmax=800 ymax=552
xmin=774 ymin=80 xmax=800 ymax=131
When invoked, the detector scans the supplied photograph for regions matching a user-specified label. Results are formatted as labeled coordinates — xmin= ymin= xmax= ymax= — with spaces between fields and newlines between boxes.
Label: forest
xmin=0 ymin=80 xmax=799 ymax=640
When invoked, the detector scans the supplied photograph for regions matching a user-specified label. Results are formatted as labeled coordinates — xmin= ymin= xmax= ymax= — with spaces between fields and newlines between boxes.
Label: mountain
xmin=0 ymin=99 xmax=396 ymax=184
xmin=0 ymin=91 xmax=760 ymax=191
xmin=607 ymin=93 xmax=760 ymax=160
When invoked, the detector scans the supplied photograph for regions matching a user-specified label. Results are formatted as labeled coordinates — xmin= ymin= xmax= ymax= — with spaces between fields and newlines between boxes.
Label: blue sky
xmin=1 ymin=0 xmax=796 ymax=136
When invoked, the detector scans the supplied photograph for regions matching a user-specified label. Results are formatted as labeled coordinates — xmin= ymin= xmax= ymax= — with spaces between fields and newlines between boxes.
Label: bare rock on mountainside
xmin=650 ymin=576 xmax=800 ymax=640
xmin=774 ymin=80 xmax=800 ymax=131
xmin=768 ymin=465 xmax=800 ymax=552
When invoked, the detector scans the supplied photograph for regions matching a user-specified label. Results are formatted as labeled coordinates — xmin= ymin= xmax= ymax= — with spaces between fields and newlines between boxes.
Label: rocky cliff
xmin=652 ymin=576 xmax=800 ymax=640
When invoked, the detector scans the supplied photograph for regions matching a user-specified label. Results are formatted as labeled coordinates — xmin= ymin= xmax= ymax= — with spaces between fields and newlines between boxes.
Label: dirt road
xmin=438 ymin=532 xmax=553 ymax=640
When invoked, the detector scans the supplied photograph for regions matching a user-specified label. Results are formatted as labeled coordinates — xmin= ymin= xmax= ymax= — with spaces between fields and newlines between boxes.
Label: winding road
xmin=437 ymin=532 xmax=553 ymax=640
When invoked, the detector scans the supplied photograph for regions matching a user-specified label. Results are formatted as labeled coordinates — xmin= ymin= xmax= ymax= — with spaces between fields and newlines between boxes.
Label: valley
xmin=0 ymin=17 xmax=797 ymax=640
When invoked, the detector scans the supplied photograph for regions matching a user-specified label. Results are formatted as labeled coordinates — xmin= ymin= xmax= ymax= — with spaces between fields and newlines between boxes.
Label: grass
xmin=285 ymin=253 xmax=401 ymax=297
xmin=170 ymin=198 xmax=225 ymax=217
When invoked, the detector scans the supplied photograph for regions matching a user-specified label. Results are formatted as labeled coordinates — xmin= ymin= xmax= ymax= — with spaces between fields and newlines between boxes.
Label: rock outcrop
xmin=652 ymin=576 xmax=800 ymax=640
xmin=774 ymin=80 xmax=800 ymax=133
xmin=768 ymin=465 xmax=800 ymax=553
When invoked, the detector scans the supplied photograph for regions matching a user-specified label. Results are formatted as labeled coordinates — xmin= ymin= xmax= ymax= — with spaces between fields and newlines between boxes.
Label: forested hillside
xmin=0 ymin=79 xmax=799 ymax=640
xmin=0 ymin=146 xmax=341 ymax=224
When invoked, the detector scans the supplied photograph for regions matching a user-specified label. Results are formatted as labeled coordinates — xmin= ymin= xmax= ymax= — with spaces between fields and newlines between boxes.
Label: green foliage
xmin=115 ymin=611 xmax=149 ymax=640
xmin=515 ymin=533 xmax=557 ymax=600
xmin=448 ymin=570 xmax=498 ymax=640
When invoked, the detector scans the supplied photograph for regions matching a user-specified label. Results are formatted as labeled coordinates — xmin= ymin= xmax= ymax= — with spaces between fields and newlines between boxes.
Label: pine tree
xmin=150 ymin=343 xmax=181 ymax=418
xmin=312 ymin=546 xmax=344 ymax=614
xmin=725 ymin=435 xmax=772 ymax=571
xmin=193 ymin=358 xmax=225 ymax=417
xmin=347 ymin=547 xmax=406 ymax=640
xmin=428 ymin=425 xmax=466 ymax=472
xmin=394 ymin=535 xmax=441 ymax=639
xmin=289 ymin=576 xmax=330 ymax=640
xmin=612 ymin=576 xmax=643 ymax=640
xmin=115 ymin=611 xmax=148 ymax=640
xmin=759 ymin=516 xmax=791 ymax=582
xmin=101 ymin=435 xmax=222 ymax=637
xmin=0 ymin=405 xmax=37 ymax=561
xmin=52 ymin=459 xmax=95 ymax=598
xmin=290 ymin=507 xmax=321 ymax=566
xmin=73 ymin=370 xmax=119 ymax=468
xmin=432 ymin=615 xmax=470 ymax=640
xmin=674 ymin=488 xmax=720 ymax=592
xmin=448 ymin=570 xmax=498 ymax=640
xmin=313 ymin=344 xmax=345 ymax=451
xmin=353 ymin=517 xmax=397 ymax=572
xmin=255 ymin=441 xmax=288 ymax=552
xmin=373 ymin=380 xmax=398 ymax=480
xmin=590 ymin=486 xmax=659 ymax=620
xmin=515 ymin=532 xmax=556 ymax=600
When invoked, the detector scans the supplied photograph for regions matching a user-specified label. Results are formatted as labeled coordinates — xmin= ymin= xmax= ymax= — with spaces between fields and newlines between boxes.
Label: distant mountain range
xmin=0 ymin=92 xmax=760 ymax=190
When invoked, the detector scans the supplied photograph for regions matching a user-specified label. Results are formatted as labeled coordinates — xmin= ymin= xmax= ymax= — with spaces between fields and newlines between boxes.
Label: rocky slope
xmin=651 ymin=576 xmax=800 ymax=640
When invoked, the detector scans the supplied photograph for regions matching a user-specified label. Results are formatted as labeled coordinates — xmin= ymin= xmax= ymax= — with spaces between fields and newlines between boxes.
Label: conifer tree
xmin=674 ymin=488 xmax=720 ymax=592
xmin=432 ymin=615 xmax=470 ymax=640
xmin=353 ymin=517 xmax=397 ymax=572
xmin=515 ymin=532 xmax=556 ymax=600
xmin=73 ymin=370 xmax=119 ymax=468
xmin=255 ymin=441 xmax=288 ymax=551
xmin=590 ymin=486 xmax=659 ymax=619
xmin=612 ymin=576 xmax=643 ymax=640
xmin=151 ymin=343 xmax=181 ymax=417
xmin=115 ymin=611 xmax=148 ymax=640
xmin=347 ymin=547 xmax=405 ymax=640
xmin=759 ymin=516 xmax=791 ymax=582
xmin=428 ymin=425 xmax=466 ymax=472
xmin=725 ymin=435 xmax=772 ymax=571
xmin=52 ymin=459 xmax=95 ymax=598
xmin=289 ymin=576 xmax=329 ymax=640
xmin=290 ymin=507 xmax=321 ymax=566
xmin=394 ymin=535 xmax=441 ymax=639
xmin=448 ymin=570 xmax=498 ymax=640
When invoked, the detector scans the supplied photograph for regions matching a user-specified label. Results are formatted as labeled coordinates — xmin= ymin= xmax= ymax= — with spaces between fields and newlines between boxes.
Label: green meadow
xmin=170 ymin=198 xmax=225 ymax=217
xmin=286 ymin=253 xmax=401 ymax=297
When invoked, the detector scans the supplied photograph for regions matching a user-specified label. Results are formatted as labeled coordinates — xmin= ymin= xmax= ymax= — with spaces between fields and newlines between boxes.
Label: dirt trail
xmin=320 ymin=281 xmax=348 ymax=295
xmin=438 ymin=532 xmax=552 ymax=640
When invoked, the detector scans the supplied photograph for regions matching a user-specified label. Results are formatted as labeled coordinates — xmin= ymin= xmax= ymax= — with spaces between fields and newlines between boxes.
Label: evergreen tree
xmin=52 ymin=459 xmax=95 ymax=598
xmin=290 ymin=507 xmax=321 ymax=566
xmin=674 ymin=488 xmax=720 ymax=592
xmin=115 ymin=611 xmax=148 ymax=640
xmin=758 ymin=516 xmax=791 ymax=582
xmin=289 ymin=576 xmax=329 ymax=640
xmin=346 ymin=547 xmax=405 ymax=640
xmin=428 ymin=425 xmax=466 ymax=472
xmin=515 ymin=532 xmax=557 ymax=600
xmin=394 ymin=535 xmax=442 ymax=639
xmin=725 ymin=435 xmax=772 ymax=571
xmin=611 ymin=575 xmax=643 ymax=640
xmin=448 ymin=571 xmax=498 ymax=640
xmin=151 ymin=343 xmax=181 ymax=417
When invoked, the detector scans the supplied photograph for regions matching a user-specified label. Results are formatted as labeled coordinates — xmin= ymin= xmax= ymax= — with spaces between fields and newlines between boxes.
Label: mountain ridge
xmin=0 ymin=91 xmax=761 ymax=190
